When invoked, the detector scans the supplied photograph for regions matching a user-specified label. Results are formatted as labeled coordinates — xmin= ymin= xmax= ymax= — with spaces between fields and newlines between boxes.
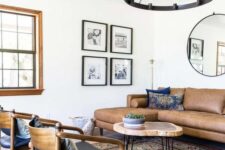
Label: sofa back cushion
xmin=170 ymin=88 xmax=186 ymax=95
xmin=184 ymin=88 xmax=225 ymax=114
xmin=158 ymin=87 xmax=185 ymax=95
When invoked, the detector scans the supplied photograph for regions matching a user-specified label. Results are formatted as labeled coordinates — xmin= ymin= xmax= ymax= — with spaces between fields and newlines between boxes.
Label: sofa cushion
xmin=146 ymin=87 xmax=170 ymax=95
xmin=158 ymin=87 xmax=185 ymax=95
xmin=148 ymin=93 xmax=184 ymax=110
xmin=146 ymin=87 xmax=170 ymax=106
xmin=130 ymin=98 xmax=147 ymax=108
xmin=184 ymin=88 xmax=225 ymax=114
xmin=158 ymin=110 xmax=225 ymax=134
xmin=170 ymin=88 xmax=186 ymax=95
xmin=94 ymin=107 xmax=158 ymax=124
xmin=127 ymin=94 xmax=147 ymax=108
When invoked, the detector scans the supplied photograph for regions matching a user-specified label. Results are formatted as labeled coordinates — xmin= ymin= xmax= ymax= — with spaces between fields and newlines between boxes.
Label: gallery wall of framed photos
xmin=81 ymin=20 xmax=133 ymax=86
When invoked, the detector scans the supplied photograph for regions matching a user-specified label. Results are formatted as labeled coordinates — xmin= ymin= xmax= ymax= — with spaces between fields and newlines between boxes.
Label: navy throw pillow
xmin=146 ymin=87 xmax=170 ymax=106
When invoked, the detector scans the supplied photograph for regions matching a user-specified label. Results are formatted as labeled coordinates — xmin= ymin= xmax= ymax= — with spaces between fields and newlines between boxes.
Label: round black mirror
xmin=188 ymin=14 xmax=225 ymax=77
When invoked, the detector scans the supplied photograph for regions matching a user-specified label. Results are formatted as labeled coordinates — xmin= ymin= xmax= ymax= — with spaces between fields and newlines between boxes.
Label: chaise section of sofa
xmin=94 ymin=107 xmax=158 ymax=131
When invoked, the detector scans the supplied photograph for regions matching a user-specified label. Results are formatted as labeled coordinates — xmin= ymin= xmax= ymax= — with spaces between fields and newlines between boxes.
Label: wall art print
xmin=82 ymin=56 xmax=107 ymax=86
xmin=82 ymin=20 xmax=108 ymax=52
xmin=110 ymin=58 xmax=132 ymax=85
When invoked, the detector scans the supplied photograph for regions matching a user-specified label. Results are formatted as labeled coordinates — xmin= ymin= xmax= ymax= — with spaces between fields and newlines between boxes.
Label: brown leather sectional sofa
xmin=94 ymin=88 xmax=225 ymax=143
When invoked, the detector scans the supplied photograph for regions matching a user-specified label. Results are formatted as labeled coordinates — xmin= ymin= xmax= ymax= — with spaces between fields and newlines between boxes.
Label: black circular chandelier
xmin=124 ymin=0 xmax=213 ymax=11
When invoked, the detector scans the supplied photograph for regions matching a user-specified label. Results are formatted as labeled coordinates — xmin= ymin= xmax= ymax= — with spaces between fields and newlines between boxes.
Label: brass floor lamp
xmin=150 ymin=59 xmax=154 ymax=90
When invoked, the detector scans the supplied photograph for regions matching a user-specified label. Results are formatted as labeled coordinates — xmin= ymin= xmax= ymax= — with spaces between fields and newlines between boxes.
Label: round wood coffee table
xmin=113 ymin=122 xmax=183 ymax=150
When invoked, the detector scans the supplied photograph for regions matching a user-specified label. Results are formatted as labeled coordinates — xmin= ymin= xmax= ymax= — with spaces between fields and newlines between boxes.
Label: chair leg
xmin=99 ymin=128 xmax=103 ymax=136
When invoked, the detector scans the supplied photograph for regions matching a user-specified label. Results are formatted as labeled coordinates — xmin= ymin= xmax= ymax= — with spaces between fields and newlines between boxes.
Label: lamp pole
xmin=150 ymin=59 xmax=154 ymax=90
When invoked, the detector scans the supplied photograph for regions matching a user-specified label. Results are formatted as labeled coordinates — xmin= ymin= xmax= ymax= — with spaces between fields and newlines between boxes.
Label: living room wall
xmin=153 ymin=0 xmax=225 ymax=89
xmin=0 ymin=0 xmax=154 ymax=124
xmin=1 ymin=0 xmax=224 ymax=124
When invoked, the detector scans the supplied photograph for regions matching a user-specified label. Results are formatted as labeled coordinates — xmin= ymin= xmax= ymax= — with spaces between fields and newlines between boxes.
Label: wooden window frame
xmin=0 ymin=4 xmax=43 ymax=96
xmin=216 ymin=41 xmax=225 ymax=76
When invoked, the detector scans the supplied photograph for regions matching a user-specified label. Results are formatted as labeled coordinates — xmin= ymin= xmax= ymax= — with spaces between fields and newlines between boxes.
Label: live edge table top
xmin=113 ymin=122 xmax=183 ymax=137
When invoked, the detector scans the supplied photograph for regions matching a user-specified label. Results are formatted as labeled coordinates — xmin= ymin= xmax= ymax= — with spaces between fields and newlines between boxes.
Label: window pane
xmin=2 ymin=31 xmax=17 ymax=49
xmin=18 ymin=15 xmax=33 ymax=33
xmin=3 ymin=70 xmax=18 ymax=87
xmin=18 ymin=33 xmax=32 ymax=50
xmin=2 ymin=13 xmax=17 ymax=32
xmin=3 ymin=53 xmax=18 ymax=69
xmin=0 ymin=30 xmax=2 ymax=49
xmin=19 ymin=54 xmax=33 ymax=69
xmin=0 ymin=52 xmax=2 ymax=69
xmin=19 ymin=70 xmax=33 ymax=87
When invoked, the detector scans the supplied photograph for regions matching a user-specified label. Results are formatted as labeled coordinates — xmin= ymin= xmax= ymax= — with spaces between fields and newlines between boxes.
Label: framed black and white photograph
xmin=189 ymin=38 xmax=204 ymax=60
xmin=110 ymin=58 xmax=132 ymax=85
xmin=110 ymin=25 xmax=133 ymax=54
xmin=82 ymin=56 xmax=107 ymax=86
xmin=82 ymin=20 xmax=108 ymax=52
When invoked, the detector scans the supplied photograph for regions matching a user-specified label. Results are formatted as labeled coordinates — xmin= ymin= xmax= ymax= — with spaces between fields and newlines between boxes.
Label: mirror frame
xmin=187 ymin=13 xmax=225 ymax=77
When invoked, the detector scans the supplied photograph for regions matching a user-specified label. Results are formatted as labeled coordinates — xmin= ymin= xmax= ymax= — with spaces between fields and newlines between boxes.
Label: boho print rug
xmin=93 ymin=137 xmax=220 ymax=150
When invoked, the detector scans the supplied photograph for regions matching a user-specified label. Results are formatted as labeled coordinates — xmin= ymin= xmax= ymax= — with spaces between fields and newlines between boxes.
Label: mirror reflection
xmin=188 ymin=14 xmax=225 ymax=76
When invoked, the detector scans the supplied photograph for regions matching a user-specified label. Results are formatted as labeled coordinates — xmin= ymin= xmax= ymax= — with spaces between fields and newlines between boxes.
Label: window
xmin=0 ymin=4 xmax=43 ymax=96
xmin=217 ymin=42 xmax=225 ymax=76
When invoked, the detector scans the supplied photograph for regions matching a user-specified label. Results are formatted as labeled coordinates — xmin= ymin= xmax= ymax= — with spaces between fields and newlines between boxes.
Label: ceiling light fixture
xmin=124 ymin=0 xmax=213 ymax=11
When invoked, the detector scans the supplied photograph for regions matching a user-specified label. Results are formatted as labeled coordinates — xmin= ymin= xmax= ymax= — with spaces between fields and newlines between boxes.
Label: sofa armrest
xmin=127 ymin=94 xmax=148 ymax=108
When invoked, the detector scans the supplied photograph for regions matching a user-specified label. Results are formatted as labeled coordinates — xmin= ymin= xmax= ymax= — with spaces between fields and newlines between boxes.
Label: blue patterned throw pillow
xmin=148 ymin=93 xmax=184 ymax=110
xmin=146 ymin=87 xmax=170 ymax=106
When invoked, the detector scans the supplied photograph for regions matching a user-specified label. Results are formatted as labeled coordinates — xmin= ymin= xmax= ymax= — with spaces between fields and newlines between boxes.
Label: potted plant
xmin=123 ymin=113 xmax=145 ymax=128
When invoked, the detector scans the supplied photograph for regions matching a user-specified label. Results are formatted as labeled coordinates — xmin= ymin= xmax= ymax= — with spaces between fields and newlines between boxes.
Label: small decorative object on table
xmin=123 ymin=113 xmax=145 ymax=129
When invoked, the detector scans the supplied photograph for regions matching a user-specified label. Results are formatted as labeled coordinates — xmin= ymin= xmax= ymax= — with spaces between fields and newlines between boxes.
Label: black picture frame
xmin=82 ymin=56 xmax=107 ymax=86
xmin=82 ymin=20 xmax=108 ymax=52
xmin=110 ymin=58 xmax=133 ymax=86
xmin=110 ymin=25 xmax=133 ymax=54
xmin=188 ymin=38 xmax=204 ymax=60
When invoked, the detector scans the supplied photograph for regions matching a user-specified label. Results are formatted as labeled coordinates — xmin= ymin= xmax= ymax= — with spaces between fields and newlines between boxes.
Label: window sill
xmin=0 ymin=89 xmax=44 ymax=96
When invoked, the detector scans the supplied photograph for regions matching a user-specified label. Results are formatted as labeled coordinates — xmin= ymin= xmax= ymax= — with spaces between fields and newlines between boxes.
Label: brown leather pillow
xmin=184 ymin=88 xmax=225 ymax=114
xmin=130 ymin=98 xmax=148 ymax=108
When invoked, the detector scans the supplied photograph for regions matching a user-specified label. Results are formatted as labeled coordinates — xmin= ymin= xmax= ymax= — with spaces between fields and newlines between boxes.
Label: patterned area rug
xmin=93 ymin=137 xmax=214 ymax=150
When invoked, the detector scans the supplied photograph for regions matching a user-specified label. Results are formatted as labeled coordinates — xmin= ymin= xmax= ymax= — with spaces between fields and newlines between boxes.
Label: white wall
xmin=1 ymin=0 xmax=225 ymax=125
xmin=0 ymin=0 xmax=155 ymax=124
xmin=153 ymin=0 xmax=225 ymax=89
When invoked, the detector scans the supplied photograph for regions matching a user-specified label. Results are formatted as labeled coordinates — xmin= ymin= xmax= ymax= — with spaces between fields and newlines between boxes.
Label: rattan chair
xmin=29 ymin=117 xmax=124 ymax=150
